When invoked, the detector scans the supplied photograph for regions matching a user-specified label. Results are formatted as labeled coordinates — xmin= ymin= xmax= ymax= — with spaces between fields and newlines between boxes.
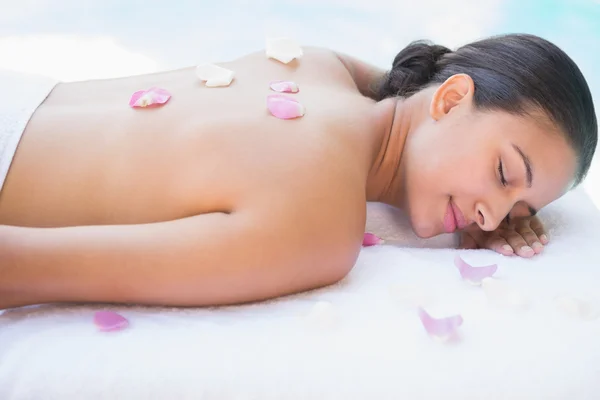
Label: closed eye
xmin=498 ymin=160 xmax=510 ymax=224
xmin=498 ymin=160 xmax=508 ymax=187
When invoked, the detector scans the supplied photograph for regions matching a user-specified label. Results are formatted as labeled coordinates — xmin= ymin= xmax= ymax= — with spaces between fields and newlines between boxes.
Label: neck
xmin=366 ymin=92 xmax=430 ymax=207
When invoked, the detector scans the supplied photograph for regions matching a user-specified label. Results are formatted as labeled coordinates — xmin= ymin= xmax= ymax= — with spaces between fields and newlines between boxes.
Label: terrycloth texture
xmin=1 ymin=188 xmax=600 ymax=400
xmin=0 ymin=68 xmax=57 ymax=192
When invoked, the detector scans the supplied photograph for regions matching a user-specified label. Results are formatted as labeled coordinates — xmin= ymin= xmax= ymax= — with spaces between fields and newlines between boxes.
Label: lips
xmin=443 ymin=199 xmax=468 ymax=233
xmin=451 ymin=201 xmax=468 ymax=230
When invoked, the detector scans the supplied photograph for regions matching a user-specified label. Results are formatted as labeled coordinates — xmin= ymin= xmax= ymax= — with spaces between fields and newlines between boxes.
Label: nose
xmin=475 ymin=201 xmax=509 ymax=231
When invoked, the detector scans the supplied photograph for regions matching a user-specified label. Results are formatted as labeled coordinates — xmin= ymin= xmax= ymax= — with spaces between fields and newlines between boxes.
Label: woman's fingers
xmin=500 ymin=228 xmax=535 ymax=258
xmin=483 ymin=234 xmax=515 ymax=256
xmin=468 ymin=227 xmax=514 ymax=256
xmin=460 ymin=227 xmax=515 ymax=256
xmin=529 ymin=216 xmax=549 ymax=244
xmin=459 ymin=216 xmax=547 ymax=258
xmin=514 ymin=218 xmax=544 ymax=254
xmin=516 ymin=226 xmax=544 ymax=254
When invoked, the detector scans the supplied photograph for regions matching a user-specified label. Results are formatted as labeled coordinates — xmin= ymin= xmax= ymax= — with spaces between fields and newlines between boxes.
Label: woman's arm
xmin=0 ymin=210 xmax=356 ymax=309
xmin=334 ymin=51 xmax=387 ymax=100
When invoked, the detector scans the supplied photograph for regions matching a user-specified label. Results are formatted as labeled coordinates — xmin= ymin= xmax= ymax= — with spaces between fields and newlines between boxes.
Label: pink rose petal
xmin=269 ymin=80 xmax=300 ymax=93
xmin=418 ymin=307 xmax=463 ymax=341
xmin=266 ymin=94 xmax=305 ymax=119
xmin=362 ymin=232 xmax=384 ymax=247
xmin=129 ymin=87 xmax=171 ymax=108
xmin=94 ymin=311 xmax=129 ymax=332
xmin=454 ymin=255 xmax=497 ymax=285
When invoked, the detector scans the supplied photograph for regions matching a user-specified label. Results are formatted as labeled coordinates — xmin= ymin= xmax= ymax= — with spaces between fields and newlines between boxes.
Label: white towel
xmin=0 ymin=68 xmax=57 ymax=192
xmin=1 ymin=187 xmax=599 ymax=400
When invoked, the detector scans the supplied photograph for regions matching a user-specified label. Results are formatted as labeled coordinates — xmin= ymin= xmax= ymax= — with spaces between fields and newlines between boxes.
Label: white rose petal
xmin=266 ymin=37 xmax=303 ymax=64
xmin=196 ymin=63 xmax=235 ymax=87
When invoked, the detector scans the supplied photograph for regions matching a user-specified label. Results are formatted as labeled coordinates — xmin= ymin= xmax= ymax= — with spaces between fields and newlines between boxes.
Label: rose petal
xmin=362 ymin=232 xmax=384 ymax=247
xmin=129 ymin=87 xmax=171 ymax=108
xmin=266 ymin=37 xmax=303 ymax=64
xmin=481 ymin=278 xmax=530 ymax=309
xmin=418 ymin=307 xmax=463 ymax=342
xmin=205 ymin=76 xmax=234 ymax=87
xmin=269 ymin=80 xmax=299 ymax=93
xmin=454 ymin=255 xmax=498 ymax=285
xmin=196 ymin=63 xmax=235 ymax=87
xmin=266 ymin=94 xmax=305 ymax=119
xmin=554 ymin=295 xmax=599 ymax=321
xmin=94 ymin=311 xmax=129 ymax=332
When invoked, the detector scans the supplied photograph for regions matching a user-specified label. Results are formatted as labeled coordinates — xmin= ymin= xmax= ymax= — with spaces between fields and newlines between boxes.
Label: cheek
xmin=402 ymin=122 xmax=494 ymax=222
xmin=460 ymin=159 xmax=493 ymax=186
xmin=414 ymin=147 xmax=491 ymax=192
xmin=415 ymin=124 xmax=487 ymax=172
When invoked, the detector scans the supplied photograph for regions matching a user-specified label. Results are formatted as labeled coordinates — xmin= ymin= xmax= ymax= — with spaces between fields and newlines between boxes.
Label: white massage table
xmin=1 ymin=187 xmax=599 ymax=399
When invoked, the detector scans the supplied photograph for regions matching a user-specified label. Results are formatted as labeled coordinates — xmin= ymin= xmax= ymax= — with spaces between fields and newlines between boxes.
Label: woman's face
xmin=400 ymin=75 xmax=578 ymax=238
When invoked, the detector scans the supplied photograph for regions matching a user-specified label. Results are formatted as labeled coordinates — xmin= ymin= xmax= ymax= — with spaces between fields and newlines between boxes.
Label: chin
xmin=410 ymin=219 xmax=439 ymax=239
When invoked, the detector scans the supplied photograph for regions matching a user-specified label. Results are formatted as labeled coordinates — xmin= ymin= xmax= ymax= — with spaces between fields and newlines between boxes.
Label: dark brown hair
xmin=377 ymin=33 xmax=597 ymax=185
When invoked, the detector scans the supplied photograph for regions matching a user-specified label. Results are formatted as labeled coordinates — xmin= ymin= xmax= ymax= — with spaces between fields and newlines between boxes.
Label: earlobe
xmin=429 ymin=73 xmax=475 ymax=121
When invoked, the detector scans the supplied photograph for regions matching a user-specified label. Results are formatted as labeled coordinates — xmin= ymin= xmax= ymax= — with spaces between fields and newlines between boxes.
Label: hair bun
xmin=379 ymin=41 xmax=452 ymax=99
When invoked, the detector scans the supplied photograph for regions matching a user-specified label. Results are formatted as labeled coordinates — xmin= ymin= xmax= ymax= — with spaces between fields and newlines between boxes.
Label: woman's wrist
xmin=0 ymin=225 xmax=14 ymax=308
xmin=0 ymin=225 xmax=31 ymax=309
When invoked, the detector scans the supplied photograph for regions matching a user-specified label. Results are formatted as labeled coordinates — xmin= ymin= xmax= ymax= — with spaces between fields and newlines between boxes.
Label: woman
xmin=0 ymin=33 xmax=596 ymax=309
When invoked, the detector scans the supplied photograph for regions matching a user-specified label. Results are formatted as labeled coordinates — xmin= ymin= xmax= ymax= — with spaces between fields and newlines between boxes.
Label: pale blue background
xmin=1 ymin=0 xmax=599 ymax=204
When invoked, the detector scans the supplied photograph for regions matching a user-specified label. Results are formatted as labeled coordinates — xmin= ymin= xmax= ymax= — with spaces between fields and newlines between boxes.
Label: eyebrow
xmin=511 ymin=143 xmax=533 ymax=189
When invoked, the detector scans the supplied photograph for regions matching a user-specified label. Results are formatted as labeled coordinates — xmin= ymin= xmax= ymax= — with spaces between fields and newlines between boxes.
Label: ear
xmin=429 ymin=74 xmax=475 ymax=121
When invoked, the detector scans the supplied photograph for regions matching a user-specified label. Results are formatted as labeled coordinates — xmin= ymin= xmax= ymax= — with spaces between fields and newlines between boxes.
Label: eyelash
xmin=498 ymin=160 xmax=508 ymax=187
xmin=498 ymin=160 xmax=510 ymax=224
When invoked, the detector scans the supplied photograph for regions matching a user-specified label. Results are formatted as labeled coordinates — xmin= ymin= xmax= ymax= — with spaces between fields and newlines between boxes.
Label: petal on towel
xmin=481 ymin=278 xmax=530 ymax=309
xmin=195 ymin=63 xmax=235 ymax=87
xmin=418 ymin=307 xmax=463 ymax=342
xmin=454 ymin=255 xmax=498 ymax=285
xmin=94 ymin=311 xmax=129 ymax=332
xmin=269 ymin=80 xmax=300 ymax=93
xmin=554 ymin=295 xmax=599 ymax=321
xmin=129 ymin=87 xmax=171 ymax=108
xmin=362 ymin=232 xmax=384 ymax=246
xmin=266 ymin=37 xmax=303 ymax=64
xmin=266 ymin=94 xmax=305 ymax=119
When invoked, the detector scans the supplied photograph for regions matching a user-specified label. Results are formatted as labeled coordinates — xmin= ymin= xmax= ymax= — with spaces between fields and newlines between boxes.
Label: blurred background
xmin=1 ymin=0 xmax=599 ymax=207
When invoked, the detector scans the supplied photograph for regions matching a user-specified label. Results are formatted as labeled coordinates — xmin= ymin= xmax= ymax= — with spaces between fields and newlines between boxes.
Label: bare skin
xmin=0 ymin=48 xmax=393 ymax=308
xmin=0 ymin=47 xmax=578 ymax=309
xmin=0 ymin=48 xmax=382 ymax=227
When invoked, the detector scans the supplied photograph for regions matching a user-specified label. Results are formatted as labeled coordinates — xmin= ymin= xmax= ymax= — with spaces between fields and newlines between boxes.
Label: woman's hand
xmin=459 ymin=216 xmax=549 ymax=258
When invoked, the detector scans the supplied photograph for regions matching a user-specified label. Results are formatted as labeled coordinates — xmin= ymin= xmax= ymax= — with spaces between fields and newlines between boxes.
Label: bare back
xmin=0 ymin=48 xmax=380 ymax=228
